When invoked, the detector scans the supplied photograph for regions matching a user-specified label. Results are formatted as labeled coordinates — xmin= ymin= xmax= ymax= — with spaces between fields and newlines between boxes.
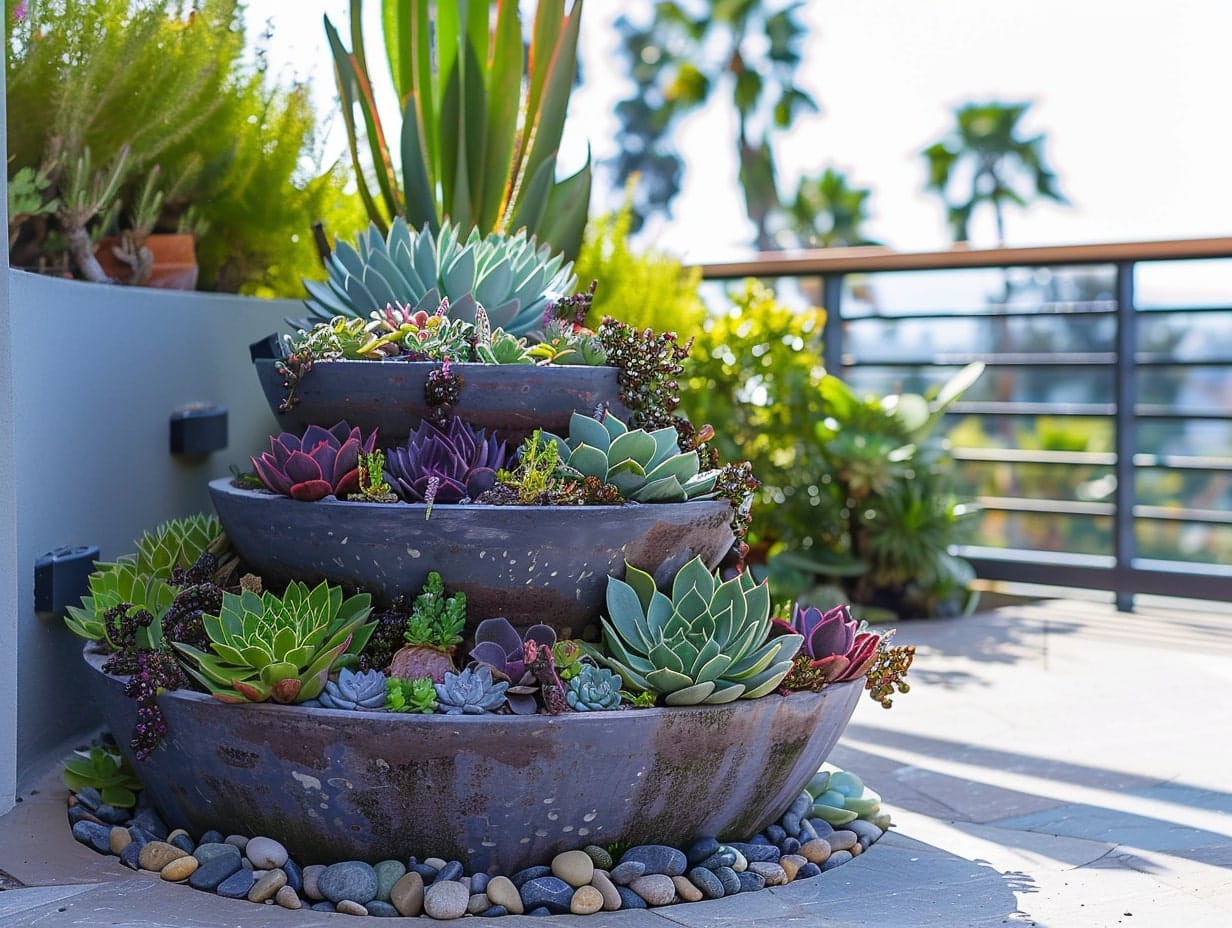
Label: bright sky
xmin=247 ymin=0 xmax=1232 ymax=262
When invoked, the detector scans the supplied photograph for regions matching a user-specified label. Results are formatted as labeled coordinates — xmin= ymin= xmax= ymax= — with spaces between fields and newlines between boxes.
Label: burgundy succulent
xmin=468 ymin=617 xmax=556 ymax=714
xmin=385 ymin=416 xmax=510 ymax=508
xmin=251 ymin=421 xmax=377 ymax=502
xmin=771 ymin=604 xmax=881 ymax=683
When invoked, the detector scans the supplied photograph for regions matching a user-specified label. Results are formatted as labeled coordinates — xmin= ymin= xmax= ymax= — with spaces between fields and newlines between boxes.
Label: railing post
xmin=822 ymin=273 xmax=844 ymax=376
xmin=1114 ymin=261 xmax=1138 ymax=612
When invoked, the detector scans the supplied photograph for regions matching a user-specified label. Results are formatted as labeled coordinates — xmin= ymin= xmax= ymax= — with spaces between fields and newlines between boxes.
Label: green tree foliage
xmin=613 ymin=0 xmax=816 ymax=250
xmin=778 ymin=167 xmax=879 ymax=248
xmin=922 ymin=101 xmax=1067 ymax=244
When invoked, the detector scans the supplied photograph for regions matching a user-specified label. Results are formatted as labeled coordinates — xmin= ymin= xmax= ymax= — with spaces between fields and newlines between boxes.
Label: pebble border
xmin=67 ymin=783 xmax=888 ymax=918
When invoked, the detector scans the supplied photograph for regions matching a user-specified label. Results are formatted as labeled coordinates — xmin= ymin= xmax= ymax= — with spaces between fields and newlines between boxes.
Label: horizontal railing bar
xmin=963 ymin=549 xmax=1232 ymax=599
xmin=698 ymin=237 xmax=1232 ymax=278
xmin=948 ymin=401 xmax=1116 ymax=416
xmin=843 ymin=356 xmax=1232 ymax=369
xmin=1133 ymin=505 xmax=1232 ymax=525
xmin=953 ymin=448 xmax=1117 ymax=465
xmin=1134 ymin=453 xmax=1232 ymax=470
xmin=975 ymin=496 xmax=1115 ymax=516
xmin=843 ymin=304 xmax=1118 ymax=321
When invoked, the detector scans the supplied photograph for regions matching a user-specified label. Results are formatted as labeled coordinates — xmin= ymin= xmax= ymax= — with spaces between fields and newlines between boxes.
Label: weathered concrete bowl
xmin=86 ymin=646 xmax=863 ymax=874
xmin=254 ymin=358 xmax=630 ymax=444
xmin=209 ymin=478 xmax=736 ymax=640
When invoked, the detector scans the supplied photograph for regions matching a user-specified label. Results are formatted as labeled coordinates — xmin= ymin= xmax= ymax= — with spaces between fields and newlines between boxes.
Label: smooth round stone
xmin=570 ymin=885 xmax=604 ymax=915
xmin=619 ymin=844 xmax=687 ymax=877
xmin=736 ymin=871 xmax=765 ymax=893
xmin=848 ymin=819 xmax=883 ymax=846
xmin=698 ymin=847 xmax=738 ymax=870
xmin=194 ymin=843 xmax=240 ymax=866
xmin=320 ymin=861 xmax=379 ymax=906
xmin=245 ymin=836 xmax=288 ymax=870
xmin=781 ymin=812 xmax=802 ymax=837
xmin=434 ymin=860 xmax=464 ymax=884
xmin=479 ymin=905 xmax=509 ymax=917
xmin=583 ymin=845 xmax=613 ymax=870
xmin=688 ymin=866 xmax=724 ymax=900
xmin=779 ymin=854 xmax=807 ymax=881
xmin=216 ymin=868 xmax=256 ymax=899
xmin=485 ymin=875 xmax=523 ymax=915
xmin=608 ymin=860 xmax=646 ymax=885
xmin=129 ymin=809 xmax=168 ymax=840
xmin=200 ymin=830 xmax=224 ymax=845
xmin=552 ymin=849 xmax=595 ymax=888
xmin=807 ymin=817 xmax=835 ymax=837
xmin=390 ymin=871 xmax=425 ymax=917
xmin=223 ymin=834 xmax=248 ymax=852
xmin=729 ymin=842 xmax=780 ymax=863
xmin=67 ymin=805 xmax=102 ymax=827
xmin=850 ymin=843 xmax=863 ymax=856
xmin=423 ymin=880 xmax=469 ymax=920
xmin=672 ymin=875 xmax=702 ymax=902
xmin=470 ymin=873 xmax=488 ymax=894
xmin=276 ymin=885 xmax=302 ymax=910
xmin=160 ymin=856 xmax=198 ymax=882
xmin=301 ymin=863 xmax=326 ymax=901
xmin=119 ymin=843 xmax=143 ymax=871
xmin=798 ymin=819 xmax=819 ymax=842
xmin=138 ymin=841 xmax=187 ymax=872
xmin=373 ymin=859 xmax=406 ymax=901
xmin=526 ymin=907 xmax=552 ymax=917
xmin=781 ymin=836 xmax=802 ymax=855
xmin=109 ymin=827 xmax=132 ymax=855
xmin=166 ymin=829 xmax=194 ymax=853
xmin=731 ymin=849 xmax=748 ymax=873
xmin=466 ymin=892 xmax=491 ymax=915
xmin=800 ymin=839 xmax=832 ymax=865
xmin=248 ymin=869 xmax=287 ymax=903
xmin=71 ymin=821 xmax=112 ymax=854
xmin=408 ymin=861 xmax=438 ymax=881
xmin=590 ymin=869 xmax=622 ymax=911
xmin=630 ymin=873 xmax=675 ymax=906
xmin=520 ymin=876 xmax=574 ymax=914
xmin=367 ymin=900 xmax=399 ymax=917
xmin=189 ymin=852 xmax=242 ymax=891
xmin=74 ymin=788 xmax=103 ymax=810
xmin=714 ymin=866 xmax=741 ymax=896
xmin=283 ymin=857 xmax=303 ymax=893
xmin=310 ymin=901 xmax=336 ymax=912
xmin=511 ymin=865 xmax=551 ymax=888
xmin=422 ymin=857 xmax=448 ymax=870
xmin=616 ymin=886 xmax=647 ymax=909
xmin=95 ymin=804 xmax=129 ymax=825
xmin=791 ymin=792 xmax=814 ymax=818
xmin=336 ymin=899 xmax=369 ymax=916
xmin=827 ymin=830 xmax=859 ymax=852
xmin=765 ymin=825 xmax=787 ymax=844
xmin=749 ymin=861 xmax=787 ymax=886
xmin=685 ymin=836 xmax=720 ymax=867
xmin=822 ymin=850 xmax=853 ymax=871
xmin=797 ymin=862 xmax=823 ymax=879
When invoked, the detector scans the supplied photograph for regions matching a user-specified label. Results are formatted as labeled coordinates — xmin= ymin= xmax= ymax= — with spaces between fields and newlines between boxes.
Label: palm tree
xmin=780 ymin=167 xmax=879 ymax=248
xmin=922 ymin=101 xmax=1067 ymax=244
xmin=613 ymin=1 xmax=817 ymax=250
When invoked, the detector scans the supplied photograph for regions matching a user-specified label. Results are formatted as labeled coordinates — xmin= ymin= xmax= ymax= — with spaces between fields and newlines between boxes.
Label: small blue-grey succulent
xmin=434 ymin=665 xmax=509 ymax=715
xmin=566 ymin=664 xmax=623 ymax=712
xmin=319 ymin=667 xmax=389 ymax=710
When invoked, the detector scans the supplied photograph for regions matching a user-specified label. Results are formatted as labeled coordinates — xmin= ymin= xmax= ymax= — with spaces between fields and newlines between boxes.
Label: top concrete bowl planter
xmin=254 ymin=357 xmax=631 ymax=443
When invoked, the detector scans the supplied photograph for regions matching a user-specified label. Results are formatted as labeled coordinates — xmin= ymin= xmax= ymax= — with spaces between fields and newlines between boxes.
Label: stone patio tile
xmin=0 ymin=884 xmax=101 ymax=920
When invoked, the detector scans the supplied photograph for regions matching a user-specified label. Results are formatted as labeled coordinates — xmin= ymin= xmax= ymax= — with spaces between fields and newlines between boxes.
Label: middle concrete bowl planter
xmin=86 ymin=646 xmax=862 ymax=874
xmin=208 ymin=478 xmax=736 ymax=639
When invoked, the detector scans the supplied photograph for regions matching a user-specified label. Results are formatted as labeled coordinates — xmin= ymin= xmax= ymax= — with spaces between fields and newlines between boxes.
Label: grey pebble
xmin=319 ymin=861 xmax=379 ymax=905
xmin=616 ymin=886 xmax=648 ymax=909
xmin=423 ymin=880 xmax=470 ymax=919
xmin=216 ymin=868 xmax=256 ymax=900
xmin=822 ymin=850 xmax=853 ymax=871
xmin=609 ymin=860 xmax=646 ymax=885
xmin=688 ymin=866 xmax=725 ymax=900
xmin=618 ymin=844 xmax=687 ymax=876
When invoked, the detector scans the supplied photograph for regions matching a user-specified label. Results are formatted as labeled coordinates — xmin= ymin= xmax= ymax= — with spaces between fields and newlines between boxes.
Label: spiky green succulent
xmin=594 ymin=558 xmax=803 ymax=706
xmin=172 ymin=581 xmax=374 ymax=704
xmin=64 ymin=514 xmax=221 ymax=645
xmin=62 ymin=743 xmax=143 ymax=809
xmin=547 ymin=411 xmax=718 ymax=503
xmin=566 ymin=664 xmax=623 ymax=711
xmin=386 ymin=676 xmax=438 ymax=714
xmin=303 ymin=218 xmax=576 ymax=338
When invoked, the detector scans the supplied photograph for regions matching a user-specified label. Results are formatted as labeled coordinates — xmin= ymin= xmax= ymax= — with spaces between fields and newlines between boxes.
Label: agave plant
xmin=385 ymin=416 xmax=510 ymax=508
xmin=771 ymin=604 xmax=881 ymax=684
xmin=172 ymin=581 xmax=374 ymax=704
xmin=566 ymin=664 xmax=623 ymax=711
xmin=324 ymin=1 xmax=590 ymax=259
xmin=303 ymin=219 xmax=577 ymax=338
xmin=251 ymin=421 xmax=378 ymax=502
xmin=594 ymin=558 xmax=802 ymax=705
xmin=469 ymin=617 xmax=557 ymax=714
xmin=319 ymin=667 xmax=389 ymax=710
xmin=547 ymin=411 xmax=718 ymax=503
xmin=435 ymin=665 xmax=509 ymax=715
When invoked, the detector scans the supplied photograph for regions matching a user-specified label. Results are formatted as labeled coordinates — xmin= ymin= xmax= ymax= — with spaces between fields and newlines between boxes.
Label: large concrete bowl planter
xmin=254 ymin=358 xmax=631 ymax=443
xmin=86 ymin=646 xmax=862 ymax=874
xmin=208 ymin=478 xmax=736 ymax=639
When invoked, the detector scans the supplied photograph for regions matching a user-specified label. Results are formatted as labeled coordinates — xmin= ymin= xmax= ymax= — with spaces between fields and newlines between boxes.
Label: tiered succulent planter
xmin=88 ymin=356 xmax=866 ymax=872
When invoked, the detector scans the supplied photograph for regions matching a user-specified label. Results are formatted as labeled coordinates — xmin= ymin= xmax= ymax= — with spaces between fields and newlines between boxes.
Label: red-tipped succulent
xmin=251 ymin=421 xmax=378 ymax=502
xmin=772 ymin=603 xmax=881 ymax=683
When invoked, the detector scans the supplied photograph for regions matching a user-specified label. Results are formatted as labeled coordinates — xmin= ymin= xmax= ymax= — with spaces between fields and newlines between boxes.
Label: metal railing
xmin=699 ymin=238 xmax=1232 ymax=609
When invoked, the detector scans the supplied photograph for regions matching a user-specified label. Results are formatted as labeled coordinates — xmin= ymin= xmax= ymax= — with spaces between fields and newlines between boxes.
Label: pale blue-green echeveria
xmin=172 ymin=581 xmax=374 ymax=704
xmin=594 ymin=557 xmax=803 ymax=705
xmin=547 ymin=411 xmax=719 ymax=503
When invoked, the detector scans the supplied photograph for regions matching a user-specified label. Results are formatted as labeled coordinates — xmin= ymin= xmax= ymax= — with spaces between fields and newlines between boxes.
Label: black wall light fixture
xmin=170 ymin=404 xmax=228 ymax=456
xmin=34 ymin=545 xmax=100 ymax=614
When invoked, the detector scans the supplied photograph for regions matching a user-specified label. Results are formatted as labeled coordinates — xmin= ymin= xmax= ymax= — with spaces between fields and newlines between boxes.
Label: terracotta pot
xmin=85 ymin=645 xmax=863 ymax=873
xmin=208 ymin=478 xmax=735 ymax=640
xmin=94 ymin=233 xmax=198 ymax=290
xmin=253 ymin=357 xmax=630 ymax=445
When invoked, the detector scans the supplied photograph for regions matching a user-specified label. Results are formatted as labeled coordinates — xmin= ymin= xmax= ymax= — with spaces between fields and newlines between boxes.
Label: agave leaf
xmin=608 ymin=430 xmax=657 ymax=468
xmin=671 ymin=557 xmax=716 ymax=605
xmin=644 ymin=589 xmax=674 ymax=635
xmin=673 ymin=588 xmax=710 ymax=625
xmin=605 ymin=579 xmax=652 ymax=651
xmin=567 ymin=444 xmax=608 ymax=479
xmin=694 ymin=649 xmax=735 ymax=685
xmin=645 ymin=666 xmax=695 ymax=694
xmin=473 ymin=260 xmax=513 ymax=311
xmin=210 ymin=641 xmax=247 ymax=667
xmin=258 ymin=661 xmax=300 ymax=688
xmin=689 ymin=636 xmax=722 ymax=677
xmin=597 ymin=653 xmax=651 ymax=694
xmin=709 ymin=581 xmax=745 ymax=644
xmin=598 ymin=624 xmax=656 ymax=677
xmin=537 ymin=157 xmax=592 ymax=259
xmin=663 ymin=681 xmax=716 ymax=706
xmin=568 ymin=412 xmax=613 ymax=452
xmin=643 ymin=451 xmax=700 ymax=486
xmin=239 ymin=644 xmax=274 ymax=669
xmin=647 ymin=641 xmax=685 ymax=675
xmin=303 ymin=278 xmax=353 ymax=316
xmin=508 ymin=156 xmax=553 ymax=244
xmin=739 ymin=661 xmax=795 ymax=699
xmin=682 ymin=470 xmax=719 ymax=499
xmin=629 ymin=476 xmax=687 ymax=503
xmin=703 ymin=680 xmax=745 ymax=704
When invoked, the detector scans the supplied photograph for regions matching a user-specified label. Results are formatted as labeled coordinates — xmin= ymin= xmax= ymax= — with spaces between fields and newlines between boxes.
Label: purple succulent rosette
xmin=468 ymin=617 xmax=557 ymax=714
xmin=385 ymin=416 xmax=510 ymax=507
xmin=771 ymin=603 xmax=881 ymax=683
xmin=251 ymin=421 xmax=378 ymax=502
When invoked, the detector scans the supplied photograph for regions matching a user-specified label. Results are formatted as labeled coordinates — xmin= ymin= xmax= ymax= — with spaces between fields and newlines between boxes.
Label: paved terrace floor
xmin=2 ymin=597 xmax=1230 ymax=927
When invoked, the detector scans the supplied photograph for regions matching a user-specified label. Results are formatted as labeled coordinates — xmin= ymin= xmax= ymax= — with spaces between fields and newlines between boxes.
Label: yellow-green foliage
xmin=573 ymin=196 xmax=706 ymax=334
